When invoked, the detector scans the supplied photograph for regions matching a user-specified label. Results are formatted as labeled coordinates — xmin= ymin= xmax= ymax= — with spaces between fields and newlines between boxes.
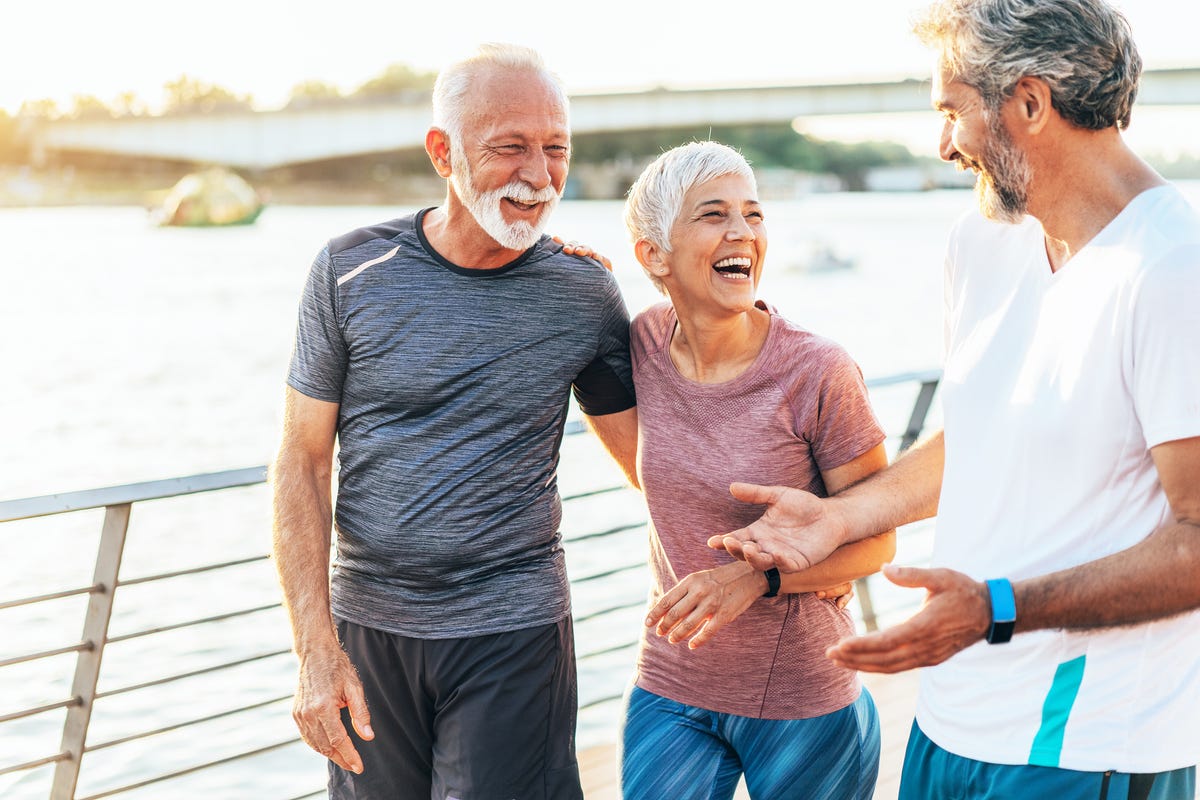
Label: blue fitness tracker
xmin=985 ymin=578 xmax=1016 ymax=644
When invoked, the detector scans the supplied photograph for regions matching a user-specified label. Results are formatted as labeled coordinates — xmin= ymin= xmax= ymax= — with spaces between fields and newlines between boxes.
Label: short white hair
xmin=432 ymin=43 xmax=569 ymax=140
xmin=623 ymin=141 xmax=757 ymax=293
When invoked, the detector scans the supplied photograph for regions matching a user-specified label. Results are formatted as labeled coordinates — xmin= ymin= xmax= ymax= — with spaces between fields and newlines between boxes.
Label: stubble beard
xmin=973 ymin=112 xmax=1032 ymax=224
xmin=450 ymin=139 xmax=561 ymax=251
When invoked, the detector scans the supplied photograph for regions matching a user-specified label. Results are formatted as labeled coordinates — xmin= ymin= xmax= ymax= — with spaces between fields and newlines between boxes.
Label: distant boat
xmin=778 ymin=240 xmax=856 ymax=274
xmin=152 ymin=167 xmax=264 ymax=227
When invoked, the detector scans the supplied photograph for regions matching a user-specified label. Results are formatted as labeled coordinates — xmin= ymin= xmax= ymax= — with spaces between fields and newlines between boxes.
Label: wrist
xmin=761 ymin=567 xmax=781 ymax=598
xmin=825 ymin=495 xmax=859 ymax=547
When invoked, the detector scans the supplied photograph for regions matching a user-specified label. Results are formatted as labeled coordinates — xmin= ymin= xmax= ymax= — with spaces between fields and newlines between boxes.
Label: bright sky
xmin=4 ymin=0 xmax=1199 ymax=153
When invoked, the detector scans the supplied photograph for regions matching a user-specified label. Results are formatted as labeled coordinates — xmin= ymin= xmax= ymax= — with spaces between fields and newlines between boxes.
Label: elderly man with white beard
xmin=270 ymin=43 xmax=637 ymax=800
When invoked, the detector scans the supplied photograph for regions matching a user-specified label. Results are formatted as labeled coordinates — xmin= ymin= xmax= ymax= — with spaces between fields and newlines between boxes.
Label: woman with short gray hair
xmin=619 ymin=141 xmax=894 ymax=799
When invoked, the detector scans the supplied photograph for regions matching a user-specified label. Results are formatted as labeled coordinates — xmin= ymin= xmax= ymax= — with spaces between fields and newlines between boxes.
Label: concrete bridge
xmin=29 ymin=68 xmax=1200 ymax=170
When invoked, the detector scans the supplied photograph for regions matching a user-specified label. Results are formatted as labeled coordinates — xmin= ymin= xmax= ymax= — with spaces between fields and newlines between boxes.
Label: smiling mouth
xmin=713 ymin=256 xmax=752 ymax=279
xmin=504 ymin=197 xmax=540 ymax=212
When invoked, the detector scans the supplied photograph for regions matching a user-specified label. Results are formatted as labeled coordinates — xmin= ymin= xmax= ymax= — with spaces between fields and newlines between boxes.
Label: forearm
xmin=721 ymin=529 xmax=894 ymax=595
xmin=584 ymin=407 xmax=640 ymax=489
xmin=271 ymin=450 xmax=340 ymax=655
xmin=1015 ymin=521 xmax=1200 ymax=633
xmin=777 ymin=531 xmax=896 ymax=592
xmin=831 ymin=430 xmax=943 ymax=543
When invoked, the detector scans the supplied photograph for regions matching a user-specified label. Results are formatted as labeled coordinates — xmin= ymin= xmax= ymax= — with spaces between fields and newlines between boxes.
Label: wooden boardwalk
xmin=579 ymin=669 xmax=920 ymax=799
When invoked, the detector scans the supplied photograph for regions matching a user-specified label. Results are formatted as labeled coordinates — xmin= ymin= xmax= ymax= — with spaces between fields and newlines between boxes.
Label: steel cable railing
xmin=0 ymin=370 xmax=939 ymax=799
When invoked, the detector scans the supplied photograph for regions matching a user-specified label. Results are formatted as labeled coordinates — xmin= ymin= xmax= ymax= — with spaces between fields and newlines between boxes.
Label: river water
xmin=3 ymin=186 xmax=1194 ymax=798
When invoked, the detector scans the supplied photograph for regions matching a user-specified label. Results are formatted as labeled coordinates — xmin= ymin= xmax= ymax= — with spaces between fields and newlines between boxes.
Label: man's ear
xmin=1011 ymin=76 xmax=1054 ymax=135
xmin=634 ymin=238 xmax=669 ymax=277
xmin=426 ymin=128 xmax=453 ymax=178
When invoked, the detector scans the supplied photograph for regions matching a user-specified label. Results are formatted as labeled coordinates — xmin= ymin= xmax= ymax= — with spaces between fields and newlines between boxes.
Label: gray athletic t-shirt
xmin=287 ymin=209 xmax=635 ymax=638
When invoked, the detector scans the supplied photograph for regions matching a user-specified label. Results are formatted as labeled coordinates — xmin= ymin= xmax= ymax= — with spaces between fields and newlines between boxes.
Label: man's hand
xmin=645 ymin=562 xmax=763 ymax=650
xmin=825 ymin=564 xmax=991 ymax=673
xmin=553 ymin=236 xmax=612 ymax=270
xmin=293 ymin=646 xmax=374 ymax=773
xmin=706 ymin=483 xmax=849 ymax=573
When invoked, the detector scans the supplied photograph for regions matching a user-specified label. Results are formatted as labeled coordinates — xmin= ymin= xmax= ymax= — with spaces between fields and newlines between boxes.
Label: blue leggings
xmin=619 ymin=685 xmax=880 ymax=800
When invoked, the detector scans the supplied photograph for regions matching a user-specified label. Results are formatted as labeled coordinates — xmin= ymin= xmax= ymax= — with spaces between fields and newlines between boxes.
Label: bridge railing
xmin=0 ymin=369 xmax=939 ymax=800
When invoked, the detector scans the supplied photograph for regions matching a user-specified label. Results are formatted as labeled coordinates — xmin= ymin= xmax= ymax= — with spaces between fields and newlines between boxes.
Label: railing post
xmin=853 ymin=577 xmax=879 ymax=632
xmin=50 ymin=503 xmax=131 ymax=800
xmin=898 ymin=379 xmax=940 ymax=454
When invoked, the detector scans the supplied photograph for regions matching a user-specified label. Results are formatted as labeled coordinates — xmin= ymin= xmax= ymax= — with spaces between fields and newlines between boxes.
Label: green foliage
xmin=287 ymin=80 xmax=344 ymax=108
xmin=569 ymin=123 xmax=916 ymax=184
xmin=19 ymin=98 xmax=60 ymax=120
xmin=351 ymin=63 xmax=437 ymax=98
xmin=69 ymin=94 xmax=113 ymax=119
xmin=163 ymin=75 xmax=253 ymax=113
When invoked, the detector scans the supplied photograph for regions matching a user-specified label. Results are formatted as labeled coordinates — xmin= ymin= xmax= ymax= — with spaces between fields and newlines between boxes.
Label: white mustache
xmin=500 ymin=182 xmax=560 ymax=204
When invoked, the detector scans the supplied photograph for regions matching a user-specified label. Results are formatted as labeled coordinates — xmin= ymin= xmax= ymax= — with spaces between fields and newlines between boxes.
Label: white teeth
xmin=713 ymin=257 xmax=751 ymax=268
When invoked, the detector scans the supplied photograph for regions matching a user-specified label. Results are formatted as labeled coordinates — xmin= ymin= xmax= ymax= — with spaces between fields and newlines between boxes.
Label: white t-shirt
xmin=917 ymin=185 xmax=1200 ymax=772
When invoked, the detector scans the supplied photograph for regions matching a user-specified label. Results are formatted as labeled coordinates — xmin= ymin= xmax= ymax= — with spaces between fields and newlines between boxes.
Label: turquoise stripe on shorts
xmin=900 ymin=721 xmax=1196 ymax=800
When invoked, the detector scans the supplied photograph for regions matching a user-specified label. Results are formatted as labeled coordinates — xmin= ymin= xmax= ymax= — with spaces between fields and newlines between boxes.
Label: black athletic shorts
xmin=327 ymin=616 xmax=583 ymax=800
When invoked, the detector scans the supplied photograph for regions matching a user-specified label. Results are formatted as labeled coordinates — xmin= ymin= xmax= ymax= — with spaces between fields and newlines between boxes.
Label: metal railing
xmin=0 ymin=369 xmax=939 ymax=799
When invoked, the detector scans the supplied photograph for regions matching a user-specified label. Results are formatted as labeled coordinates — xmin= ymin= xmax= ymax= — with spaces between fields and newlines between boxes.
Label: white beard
xmin=450 ymin=142 xmax=561 ymax=250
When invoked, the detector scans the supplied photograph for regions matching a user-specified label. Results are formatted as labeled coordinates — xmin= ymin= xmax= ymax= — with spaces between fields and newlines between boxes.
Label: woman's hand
xmin=815 ymin=581 xmax=855 ymax=610
xmin=553 ymin=236 xmax=612 ymax=270
xmin=645 ymin=562 xmax=764 ymax=650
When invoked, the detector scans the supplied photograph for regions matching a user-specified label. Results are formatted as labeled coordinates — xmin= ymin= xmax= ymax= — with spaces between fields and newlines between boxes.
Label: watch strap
xmin=762 ymin=568 xmax=781 ymax=598
xmin=985 ymin=578 xmax=1016 ymax=644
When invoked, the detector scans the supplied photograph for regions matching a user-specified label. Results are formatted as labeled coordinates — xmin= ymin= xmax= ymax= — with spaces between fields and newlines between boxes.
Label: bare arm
xmin=708 ymin=431 xmax=944 ymax=573
xmin=584 ymin=406 xmax=639 ymax=489
xmin=827 ymin=435 xmax=1200 ymax=673
xmin=651 ymin=444 xmax=896 ymax=649
xmin=272 ymin=387 xmax=372 ymax=772
xmin=778 ymin=442 xmax=896 ymax=591
xmin=1016 ymin=435 xmax=1200 ymax=630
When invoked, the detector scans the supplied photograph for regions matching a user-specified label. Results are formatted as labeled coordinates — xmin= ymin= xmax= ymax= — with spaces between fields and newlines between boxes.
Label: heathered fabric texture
xmin=287 ymin=209 xmax=634 ymax=639
xmin=631 ymin=301 xmax=885 ymax=719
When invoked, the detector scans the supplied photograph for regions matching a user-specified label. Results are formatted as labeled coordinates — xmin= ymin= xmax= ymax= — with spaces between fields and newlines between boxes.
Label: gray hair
xmin=914 ymin=0 xmax=1142 ymax=129
xmin=432 ymin=43 xmax=569 ymax=141
xmin=623 ymin=141 xmax=757 ymax=293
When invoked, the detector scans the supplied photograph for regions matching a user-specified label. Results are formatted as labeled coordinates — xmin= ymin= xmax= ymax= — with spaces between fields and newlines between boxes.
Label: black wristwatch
xmin=762 ymin=568 xmax=781 ymax=598
xmin=985 ymin=578 xmax=1016 ymax=644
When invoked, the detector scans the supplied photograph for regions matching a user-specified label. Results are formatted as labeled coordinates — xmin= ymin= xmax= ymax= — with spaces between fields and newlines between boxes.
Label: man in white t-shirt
xmin=710 ymin=1 xmax=1200 ymax=797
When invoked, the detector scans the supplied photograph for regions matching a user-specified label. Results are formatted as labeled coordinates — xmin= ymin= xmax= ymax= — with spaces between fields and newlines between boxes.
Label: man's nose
xmin=519 ymin=150 xmax=552 ymax=189
xmin=938 ymin=120 xmax=959 ymax=163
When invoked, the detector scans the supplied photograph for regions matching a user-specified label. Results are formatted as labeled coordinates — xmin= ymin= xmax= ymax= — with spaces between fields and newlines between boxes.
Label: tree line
xmin=0 ymin=59 xmax=918 ymax=187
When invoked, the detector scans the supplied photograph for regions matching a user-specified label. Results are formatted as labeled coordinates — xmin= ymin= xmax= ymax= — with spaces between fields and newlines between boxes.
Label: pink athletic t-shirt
xmin=631 ymin=300 xmax=886 ymax=719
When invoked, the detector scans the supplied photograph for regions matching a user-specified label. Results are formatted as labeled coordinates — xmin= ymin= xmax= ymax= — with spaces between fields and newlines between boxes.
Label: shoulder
xmin=526 ymin=237 xmax=613 ymax=277
xmin=317 ymin=211 xmax=424 ymax=286
xmin=947 ymin=207 xmax=1040 ymax=254
xmin=520 ymin=237 xmax=626 ymax=302
xmin=328 ymin=212 xmax=420 ymax=258
xmin=631 ymin=301 xmax=673 ymax=354
xmin=761 ymin=312 xmax=867 ymax=397
xmin=1129 ymin=186 xmax=1200 ymax=271
xmin=766 ymin=312 xmax=853 ymax=368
